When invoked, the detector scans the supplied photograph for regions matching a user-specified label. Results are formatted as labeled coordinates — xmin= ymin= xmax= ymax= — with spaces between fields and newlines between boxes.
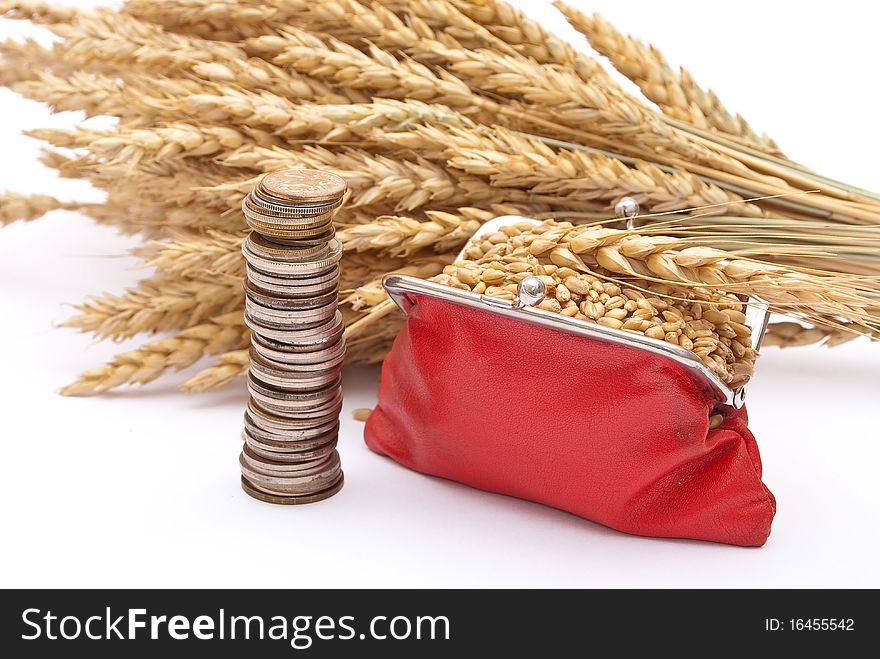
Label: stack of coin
xmin=239 ymin=169 xmax=347 ymax=504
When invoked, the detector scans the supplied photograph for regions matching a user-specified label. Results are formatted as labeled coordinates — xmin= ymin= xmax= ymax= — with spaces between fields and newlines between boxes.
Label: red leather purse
xmin=364 ymin=221 xmax=777 ymax=547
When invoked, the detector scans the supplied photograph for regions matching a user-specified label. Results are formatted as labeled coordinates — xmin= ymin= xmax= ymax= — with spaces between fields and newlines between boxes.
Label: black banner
xmin=0 ymin=589 xmax=872 ymax=656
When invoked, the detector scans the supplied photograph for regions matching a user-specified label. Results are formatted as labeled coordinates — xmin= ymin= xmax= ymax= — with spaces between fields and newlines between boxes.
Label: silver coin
xmin=242 ymin=237 xmax=342 ymax=276
xmin=243 ymin=202 xmax=337 ymax=226
xmin=248 ymin=371 xmax=341 ymax=402
xmin=245 ymin=299 xmax=338 ymax=327
xmin=244 ymin=414 xmax=340 ymax=448
xmin=243 ymin=470 xmax=342 ymax=497
xmin=247 ymin=398 xmax=341 ymax=432
xmin=242 ymin=444 xmax=339 ymax=476
xmin=248 ymin=188 xmax=344 ymax=215
xmin=250 ymin=227 xmax=336 ymax=248
xmin=244 ymin=198 xmax=342 ymax=223
xmin=251 ymin=323 xmax=343 ymax=355
xmin=252 ymin=336 xmax=346 ymax=367
xmin=249 ymin=394 xmax=342 ymax=425
xmin=251 ymin=344 xmax=346 ymax=372
xmin=244 ymin=426 xmax=338 ymax=454
xmin=256 ymin=395 xmax=343 ymax=420
xmin=247 ymin=267 xmax=340 ymax=298
xmin=245 ymin=280 xmax=338 ymax=310
xmin=239 ymin=450 xmax=341 ymax=491
xmin=246 ymin=310 xmax=343 ymax=346
xmin=245 ymin=435 xmax=339 ymax=465
xmin=247 ymin=380 xmax=341 ymax=407
xmin=247 ymin=262 xmax=340 ymax=286
xmin=248 ymin=369 xmax=342 ymax=392
xmin=244 ymin=220 xmax=335 ymax=243
xmin=248 ymin=381 xmax=342 ymax=414
xmin=250 ymin=350 xmax=346 ymax=378
xmin=247 ymin=232 xmax=332 ymax=262
xmin=246 ymin=280 xmax=338 ymax=299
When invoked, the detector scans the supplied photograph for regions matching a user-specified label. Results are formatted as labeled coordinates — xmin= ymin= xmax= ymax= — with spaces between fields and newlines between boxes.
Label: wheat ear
xmin=134 ymin=230 xmax=247 ymax=279
xmin=392 ymin=125 xmax=764 ymax=215
xmin=0 ymin=192 xmax=81 ymax=226
xmin=338 ymin=208 xmax=491 ymax=258
xmin=521 ymin=222 xmax=879 ymax=330
xmin=59 ymin=277 xmax=243 ymax=341
xmin=60 ymin=312 xmax=248 ymax=396
xmin=122 ymin=0 xmax=278 ymax=41
xmin=555 ymin=2 xmax=774 ymax=150
xmin=181 ymin=348 xmax=250 ymax=393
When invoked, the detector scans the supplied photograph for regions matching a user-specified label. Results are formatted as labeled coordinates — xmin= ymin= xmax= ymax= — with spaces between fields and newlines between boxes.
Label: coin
xmin=247 ymin=263 xmax=340 ymax=288
xmin=242 ymin=237 xmax=342 ymax=276
xmin=247 ymin=232 xmax=331 ymax=260
xmin=258 ymin=169 xmax=348 ymax=204
xmin=249 ymin=192 xmax=342 ymax=214
xmin=244 ymin=195 xmax=343 ymax=220
xmin=241 ymin=473 xmax=344 ymax=505
xmin=242 ymin=444 xmax=339 ymax=476
xmin=245 ymin=310 xmax=344 ymax=346
xmin=244 ymin=430 xmax=339 ymax=460
xmin=247 ymin=399 xmax=341 ymax=433
xmin=245 ymin=281 xmax=337 ymax=310
xmin=244 ymin=414 xmax=339 ymax=448
xmin=245 ymin=222 xmax=336 ymax=243
xmin=244 ymin=436 xmax=339 ymax=465
xmin=247 ymin=374 xmax=341 ymax=407
xmin=239 ymin=451 xmax=341 ymax=494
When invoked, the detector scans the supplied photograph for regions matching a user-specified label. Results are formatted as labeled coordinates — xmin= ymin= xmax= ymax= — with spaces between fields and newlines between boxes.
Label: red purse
xmin=364 ymin=221 xmax=776 ymax=546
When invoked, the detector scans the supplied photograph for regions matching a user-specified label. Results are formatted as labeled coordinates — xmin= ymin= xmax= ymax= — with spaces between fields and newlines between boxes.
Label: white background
xmin=1 ymin=1 xmax=878 ymax=588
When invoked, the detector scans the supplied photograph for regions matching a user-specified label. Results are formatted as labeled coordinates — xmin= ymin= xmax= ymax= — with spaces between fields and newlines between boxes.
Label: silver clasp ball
xmin=614 ymin=196 xmax=640 ymax=230
xmin=516 ymin=276 xmax=546 ymax=309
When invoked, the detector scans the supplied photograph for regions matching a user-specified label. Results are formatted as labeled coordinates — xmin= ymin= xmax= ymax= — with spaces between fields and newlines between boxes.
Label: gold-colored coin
xmin=258 ymin=169 xmax=348 ymax=204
